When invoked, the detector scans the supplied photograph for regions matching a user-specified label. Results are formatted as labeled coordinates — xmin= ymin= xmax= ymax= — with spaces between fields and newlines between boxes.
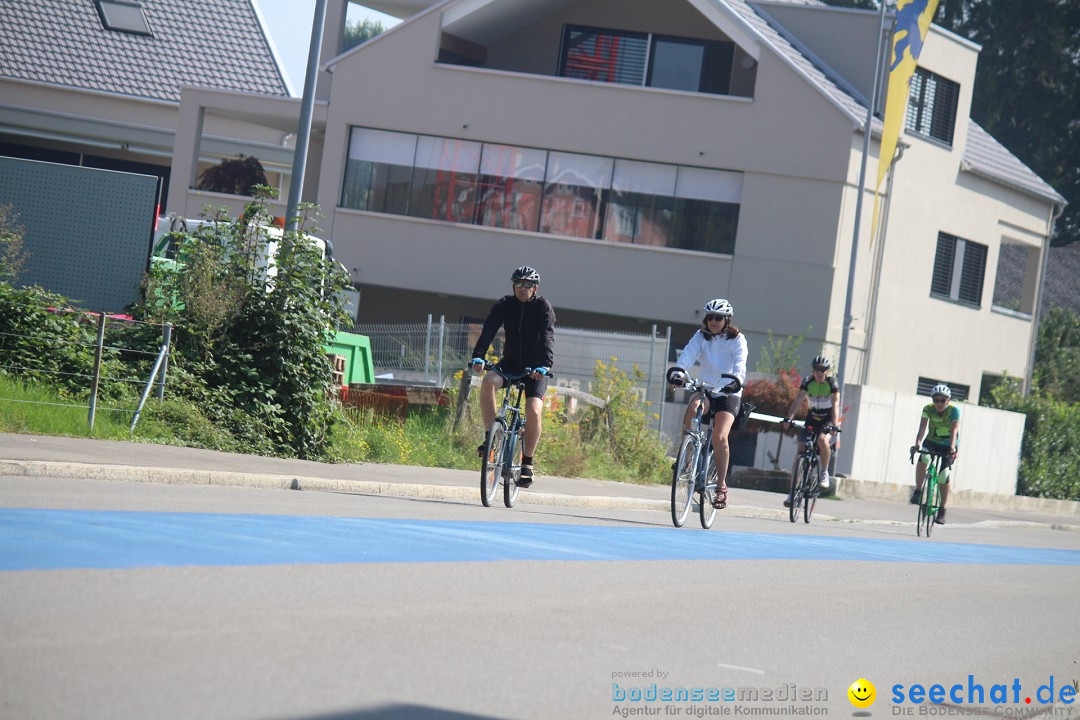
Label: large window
xmin=931 ymin=232 xmax=987 ymax=307
xmin=408 ymin=136 xmax=481 ymax=223
xmin=559 ymin=26 xmax=734 ymax=96
xmin=917 ymin=377 xmax=970 ymax=402
xmin=341 ymin=128 xmax=415 ymax=214
xmin=540 ymin=152 xmax=613 ymax=239
xmin=475 ymin=144 xmax=546 ymax=232
xmin=906 ymin=68 xmax=960 ymax=146
xmin=341 ymin=128 xmax=742 ymax=255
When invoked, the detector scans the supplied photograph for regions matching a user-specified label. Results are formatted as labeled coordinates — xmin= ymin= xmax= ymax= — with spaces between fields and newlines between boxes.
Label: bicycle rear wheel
xmin=699 ymin=455 xmax=718 ymax=529
xmin=671 ymin=435 xmax=697 ymax=528
xmin=803 ymin=459 xmax=817 ymax=524
xmin=790 ymin=456 xmax=808 ymax=523
xmin=481 ymin=421 xmax=506 ymax=507
xmin=504 ymin=429 xmax=523 ymax=508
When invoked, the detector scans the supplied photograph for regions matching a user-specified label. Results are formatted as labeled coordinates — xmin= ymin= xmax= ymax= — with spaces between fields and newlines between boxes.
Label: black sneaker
xmin=516 ymin=464 xmax=534 ymax=488
xmin=909 ymin=488 xmax=921 ymax=505
xmin=477 ymin=443 xmax=486 ymax=459
xmin=935 ymin=507 xmax=946 ymax=525
xmin=783 ymin=496 xmax=793 ymax=508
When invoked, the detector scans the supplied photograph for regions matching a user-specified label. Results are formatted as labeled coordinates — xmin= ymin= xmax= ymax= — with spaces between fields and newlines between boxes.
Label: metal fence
xmin=0 ymin=303 xmax=172 ymax=431
xmin=355 ymin=318 xmax=672 ymax=430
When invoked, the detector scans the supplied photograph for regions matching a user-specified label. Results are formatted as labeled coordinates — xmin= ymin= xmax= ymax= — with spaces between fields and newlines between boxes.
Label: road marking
xmin=2 ymin=508 xmax=1079 ymax=571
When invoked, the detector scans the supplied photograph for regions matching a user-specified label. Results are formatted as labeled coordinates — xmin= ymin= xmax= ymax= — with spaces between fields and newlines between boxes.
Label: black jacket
xmin=472 ymin=295 xmax=556 ymax=370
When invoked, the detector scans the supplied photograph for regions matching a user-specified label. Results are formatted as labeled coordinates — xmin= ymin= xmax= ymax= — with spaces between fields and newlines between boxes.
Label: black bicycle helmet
xmin=511 ymin=265 xmax=540 ymax=283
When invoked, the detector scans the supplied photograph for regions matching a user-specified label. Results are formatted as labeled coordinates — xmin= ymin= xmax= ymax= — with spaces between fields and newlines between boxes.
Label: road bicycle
xmin=670 ymin=373 xmax=742 ymax=529
xmin=910 ymin=445 xmax=949 ymax=537
xmin=479 ymin=363 xmax=546 ymax=508
xmin=787 ymin=423 xmax=839 ymax=524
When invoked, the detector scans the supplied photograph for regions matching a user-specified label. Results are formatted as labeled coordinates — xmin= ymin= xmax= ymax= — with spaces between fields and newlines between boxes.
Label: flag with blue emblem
xmin=877 ymin=0 xmax=940 ymax=192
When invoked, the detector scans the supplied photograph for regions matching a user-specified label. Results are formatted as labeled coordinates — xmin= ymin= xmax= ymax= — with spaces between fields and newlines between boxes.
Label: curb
xmin=4 ymin=460 xmax=1077 ymax=531
xmin=0 ymin=459 xmax=793 ymax=520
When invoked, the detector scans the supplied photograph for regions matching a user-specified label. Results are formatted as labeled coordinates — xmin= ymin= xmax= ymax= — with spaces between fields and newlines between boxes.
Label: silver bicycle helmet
xmin=812 ymin=356 xmax=830 ymax=370
xmin=930 ymin=383 xmax=951 ymax=399
xmin=511 ymin=265 xmax=540 ymax=283
xmin=703 ymin=298 xmax=733 ymax=317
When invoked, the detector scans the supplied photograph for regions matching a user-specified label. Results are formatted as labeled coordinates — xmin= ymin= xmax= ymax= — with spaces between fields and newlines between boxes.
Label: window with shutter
xmin=930 ymin=232 xmax=986 ymax=308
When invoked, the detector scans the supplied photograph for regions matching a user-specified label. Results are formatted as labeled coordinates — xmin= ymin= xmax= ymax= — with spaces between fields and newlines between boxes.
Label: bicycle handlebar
xmin=673 ymin=372 xmax=742 ymax=395
xmin=475 ymin=361 xmax=554 ymax=381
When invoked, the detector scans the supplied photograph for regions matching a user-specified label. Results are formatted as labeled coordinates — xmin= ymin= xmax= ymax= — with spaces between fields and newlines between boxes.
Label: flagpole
xmin=836 ymin=1 xmax=890 ymax=453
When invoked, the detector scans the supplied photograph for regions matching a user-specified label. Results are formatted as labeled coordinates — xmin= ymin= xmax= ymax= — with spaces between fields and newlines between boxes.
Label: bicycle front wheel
xmin=790 ymin=456 xmax=809 ymax=523
xmin=803 ymin=460 xmax=817 ymax=524
xmin=699 ymin=455 xmax=718 ymax=529
xmin=503 ymin=429 xmax=522 ymax=508
xmin=916 ymin=482 xmax=927 ymax=536
xmin=671 ymin=435 xmax=697 ymax=528
xmin=924 ymin=477 xmax=938 ymax=537
xmin=480 ymin=421 xmax=506 ymax=508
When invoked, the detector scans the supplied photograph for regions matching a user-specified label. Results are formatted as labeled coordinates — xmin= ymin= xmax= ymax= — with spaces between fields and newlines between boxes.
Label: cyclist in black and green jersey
xmin=782 ymin=356 xmax=840 ymax=507
xmin=909 ymin=383 xmax=960 ymax=524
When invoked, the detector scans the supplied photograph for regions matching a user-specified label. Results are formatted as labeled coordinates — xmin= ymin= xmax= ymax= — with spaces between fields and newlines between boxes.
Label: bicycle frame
xmin=913 ymin=446 xmax=946 ymax=537
xmin=479 ymin=364 xmax=538 ymax=509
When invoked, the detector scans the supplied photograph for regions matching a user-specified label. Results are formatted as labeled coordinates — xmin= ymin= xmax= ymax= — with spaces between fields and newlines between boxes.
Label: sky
xmin=255 ymin=0 xmax=402 ymax=96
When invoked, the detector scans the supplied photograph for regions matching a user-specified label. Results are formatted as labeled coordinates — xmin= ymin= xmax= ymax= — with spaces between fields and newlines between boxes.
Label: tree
xmin=1032 ymin=306 xmax=1080 ymax=404
xmin=196 ymin=155 xmax=269 ymax=197
xmin=821 ymin=0 xmax=1079 ymax=246
xmin=343 ymin=18 xmax=384 ymax=52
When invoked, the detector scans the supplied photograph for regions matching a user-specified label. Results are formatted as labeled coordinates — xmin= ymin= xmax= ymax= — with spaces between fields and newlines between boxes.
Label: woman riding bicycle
xmin=667 ymin=298 xmax=747 ymax=509
xmin=910 ymin=383 xmax=960 ymax=525
xmin=470 ymin=265 xmax=556 ymax=488
xmin=781 ymin=356 xmax=840 ymax=507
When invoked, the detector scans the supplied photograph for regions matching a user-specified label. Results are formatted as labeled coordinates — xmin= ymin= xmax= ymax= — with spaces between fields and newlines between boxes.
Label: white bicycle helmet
xmin=812 ymin=356 xmax=830 ymax=370
xmin=930 ymin=383 xmax=951 ymax=399
xmin=511 ymin=265 xmax=540 ymax=283
xmin=703 ymin=298 xmax=733 ymax=317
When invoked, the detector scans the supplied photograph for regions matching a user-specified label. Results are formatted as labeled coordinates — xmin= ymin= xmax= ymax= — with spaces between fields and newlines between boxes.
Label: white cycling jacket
xmin=674 ymin=329 xmax=748 ymax=395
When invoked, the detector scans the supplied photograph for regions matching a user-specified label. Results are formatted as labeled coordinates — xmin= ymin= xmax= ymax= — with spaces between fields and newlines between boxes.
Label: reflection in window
xmin=540 ymin=152 xmax=612 ymax=239
xmin=649 ymin=39 xmax=705 ymax=92
xmin=339 ymin=127 xmax=742 ymax=255
xmin=476 ymin=144 xmax=546 ymax=232
xmin=560 ymin=27 xmax=648 ymax=86
xmin=408 ymin=136 xmax=481 ymax=223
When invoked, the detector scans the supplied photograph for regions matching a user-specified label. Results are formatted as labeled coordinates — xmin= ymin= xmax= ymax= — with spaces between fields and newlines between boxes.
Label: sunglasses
xmin=704 ymin=315 xmax=727 ymax=323
xmin=932 ymin=396 xmax=948 ymax=403
xmin=813 ymin=366 xmax=828 ymax=372
xmin=514 ymin=281 xmax=537 ymax=289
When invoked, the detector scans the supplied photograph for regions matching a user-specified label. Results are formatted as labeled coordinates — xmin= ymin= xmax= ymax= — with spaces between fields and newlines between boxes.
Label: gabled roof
xmin=733 ymin=0 xmax=1062 ymax=205
xmin=0 ymin=0 xmax=289 ymax=103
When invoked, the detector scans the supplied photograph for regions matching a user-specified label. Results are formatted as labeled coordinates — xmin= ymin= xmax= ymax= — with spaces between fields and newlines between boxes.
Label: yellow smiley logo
xmin=848 ymin=678 xmax=876 ymax=708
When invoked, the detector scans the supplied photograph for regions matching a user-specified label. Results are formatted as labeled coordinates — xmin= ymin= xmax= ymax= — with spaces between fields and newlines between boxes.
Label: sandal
xmin=712 ymin=488 xmax=728 ymax=509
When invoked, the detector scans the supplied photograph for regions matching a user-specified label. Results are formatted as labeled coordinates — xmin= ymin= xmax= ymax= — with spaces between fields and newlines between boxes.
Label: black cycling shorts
xmin=800 ymin=418 xmax=836 ymax=446
xmin=702 ymin=393 xmax=740 ymax=419
xmin=494 ymin=361 xmax=549 ymax=400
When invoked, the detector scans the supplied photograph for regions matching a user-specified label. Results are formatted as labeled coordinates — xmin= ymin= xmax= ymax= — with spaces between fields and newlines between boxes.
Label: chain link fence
xmin=355 ymin=318 xmax=671 ymax=431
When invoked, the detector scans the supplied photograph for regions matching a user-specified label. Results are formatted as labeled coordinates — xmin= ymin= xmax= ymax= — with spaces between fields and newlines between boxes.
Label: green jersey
xmin=921 ymin=403 xmax=960 ymax=446
xmin=799 ymin=375 xmax=838 ymax=421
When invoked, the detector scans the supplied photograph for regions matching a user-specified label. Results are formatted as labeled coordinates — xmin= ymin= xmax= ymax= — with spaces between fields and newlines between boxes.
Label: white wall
xmin=837 ymin=384 xmax=1024 ymax=496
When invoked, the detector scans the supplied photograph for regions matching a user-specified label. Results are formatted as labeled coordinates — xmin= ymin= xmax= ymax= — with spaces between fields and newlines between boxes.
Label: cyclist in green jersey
xmin=910 ymin=383 xmax=960 ymax=524
xmin=781 ymin=356 xmax=840 ymax=507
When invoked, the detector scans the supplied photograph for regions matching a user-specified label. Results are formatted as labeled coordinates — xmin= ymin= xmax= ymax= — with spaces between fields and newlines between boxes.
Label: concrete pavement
xmin=1 ymin=432 xmax=1077 ymax=530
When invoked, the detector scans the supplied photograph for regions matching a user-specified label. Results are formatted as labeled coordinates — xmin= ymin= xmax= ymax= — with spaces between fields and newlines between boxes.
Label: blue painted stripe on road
xmin=1 ymin=508 xmax=1078 ymax=571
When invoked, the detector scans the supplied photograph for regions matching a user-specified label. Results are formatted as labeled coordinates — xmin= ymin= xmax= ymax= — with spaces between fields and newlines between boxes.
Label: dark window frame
xmin=931 ymin=232 xmax=986 ymax=308
xmin=905 ymin=67 xmax=959 ymax=146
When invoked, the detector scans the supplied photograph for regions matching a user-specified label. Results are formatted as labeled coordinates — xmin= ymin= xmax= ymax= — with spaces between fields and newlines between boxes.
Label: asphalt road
xmin=2 ymin=475 xmax=1079 ymax=720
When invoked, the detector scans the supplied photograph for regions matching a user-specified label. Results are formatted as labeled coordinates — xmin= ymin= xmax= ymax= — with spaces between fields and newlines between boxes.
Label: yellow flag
xmin=871 ymin=0 xmax=939 ymax=240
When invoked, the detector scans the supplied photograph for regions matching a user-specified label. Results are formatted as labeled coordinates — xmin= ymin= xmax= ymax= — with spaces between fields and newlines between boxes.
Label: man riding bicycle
xmin=469 ymin=266 xmax=556 ymax=488
xmin=667 ymin=298 xmax=747 ymax=510
xmin=910 ymin=383 xmax=960 ymax=524
xmin=782 ymin=356 xmax=840 ymax=507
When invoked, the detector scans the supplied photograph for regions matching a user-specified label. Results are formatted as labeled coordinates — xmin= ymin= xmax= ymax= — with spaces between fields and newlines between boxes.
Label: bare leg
xmin=712 ymin=412 xmax=735 ymax=492
xmin=523 ymin=396 xmax=543 ymax=456
xmin=479 ymin=371 xmax=501 ymax=430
